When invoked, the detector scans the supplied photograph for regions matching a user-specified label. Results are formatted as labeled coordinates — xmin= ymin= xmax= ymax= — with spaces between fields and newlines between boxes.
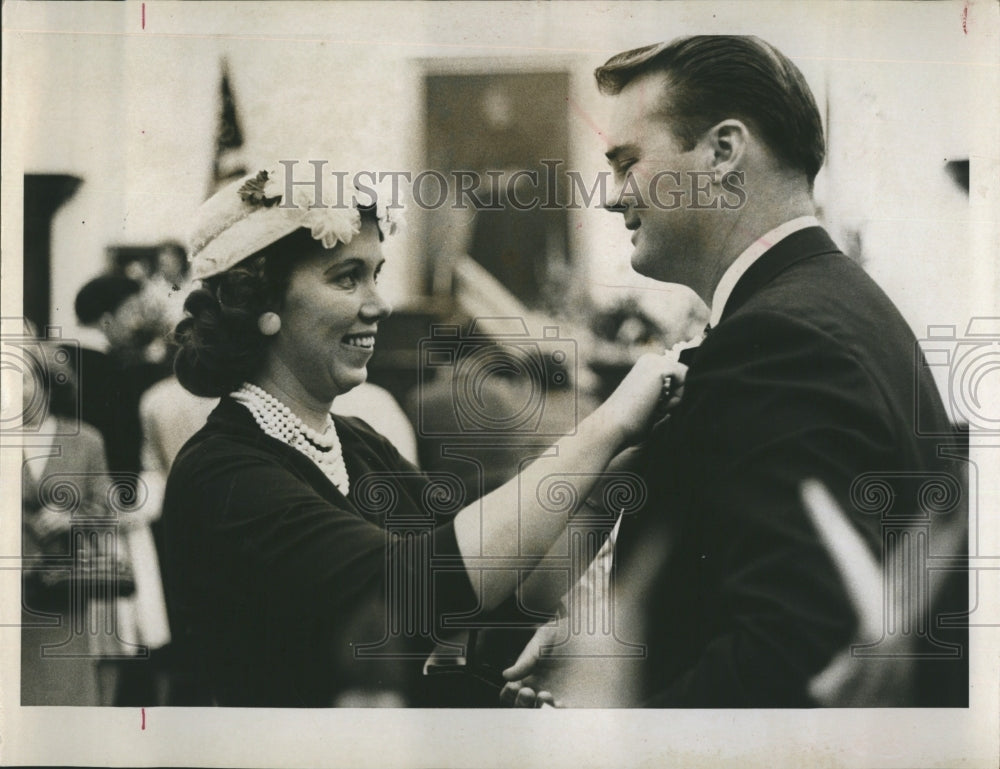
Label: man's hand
xmin=499 ymin=618 xmax=563 ymax=708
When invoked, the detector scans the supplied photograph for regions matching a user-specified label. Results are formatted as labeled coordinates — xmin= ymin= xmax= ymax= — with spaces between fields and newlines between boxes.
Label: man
xmin=503 ymin=35 xmax=966 ymax=707
xmin=74 ymin=275 xmax=173 ymax=705
xmin=74 ymin=275 xmax=172 ymax=474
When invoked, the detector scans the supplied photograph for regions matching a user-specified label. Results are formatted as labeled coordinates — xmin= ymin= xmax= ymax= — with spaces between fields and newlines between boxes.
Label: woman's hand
xmin=453 ymin=353 xmax=686 ymax=612
xmin=597 ymin=353 xmax=687 ymax=448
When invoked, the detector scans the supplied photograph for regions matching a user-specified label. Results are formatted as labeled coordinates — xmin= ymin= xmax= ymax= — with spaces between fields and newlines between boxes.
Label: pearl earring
xmin=258 ymin=312 xmax=281 ymax=336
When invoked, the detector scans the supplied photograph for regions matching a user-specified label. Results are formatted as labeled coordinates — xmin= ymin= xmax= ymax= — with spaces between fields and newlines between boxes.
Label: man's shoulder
xmin=746 ymin=251 xmax=882 ymax=313
xmin=721 ymin=251 xmax=917 ymax=356
xmin=683 ymin=251 xmax=947 ymax=445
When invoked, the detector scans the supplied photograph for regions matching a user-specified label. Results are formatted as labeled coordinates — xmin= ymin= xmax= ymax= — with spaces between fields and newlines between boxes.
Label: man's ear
xmin=704 ymin=119 xmax=749 ymax=177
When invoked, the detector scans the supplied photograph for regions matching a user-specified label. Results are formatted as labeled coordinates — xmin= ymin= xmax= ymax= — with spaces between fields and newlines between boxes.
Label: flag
xmin=208 ymin=60 xmax=247 ymax=196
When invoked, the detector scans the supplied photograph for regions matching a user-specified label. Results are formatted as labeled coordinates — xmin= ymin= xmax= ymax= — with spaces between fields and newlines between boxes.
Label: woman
xmin=163 ymin=166 xmax=684 ymax=707
xmin=20 ymin=326 xmax=134 ymax=705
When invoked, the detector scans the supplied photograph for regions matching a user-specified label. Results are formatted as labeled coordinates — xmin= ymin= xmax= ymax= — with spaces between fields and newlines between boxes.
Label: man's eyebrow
xmin=605 ymin=144 xmax=635 ymax=164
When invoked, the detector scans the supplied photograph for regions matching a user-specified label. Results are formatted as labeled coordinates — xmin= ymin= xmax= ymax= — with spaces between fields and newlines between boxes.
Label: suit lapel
xmin=678 ymin=344 xmax=700 ymax=367
xmin=617 ymin=228 xmax=843 ymax=576
xmin=720 ymin=227 xmax=842 ymax=324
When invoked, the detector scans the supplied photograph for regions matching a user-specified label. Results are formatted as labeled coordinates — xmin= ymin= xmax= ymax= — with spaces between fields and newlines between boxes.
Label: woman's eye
xmin=331 ymin=272 xmax=358 ymax=288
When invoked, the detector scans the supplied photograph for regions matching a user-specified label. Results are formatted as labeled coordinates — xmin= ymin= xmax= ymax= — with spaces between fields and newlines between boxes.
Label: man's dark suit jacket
xmin=614 ymin=226 xmax=968 ymax=707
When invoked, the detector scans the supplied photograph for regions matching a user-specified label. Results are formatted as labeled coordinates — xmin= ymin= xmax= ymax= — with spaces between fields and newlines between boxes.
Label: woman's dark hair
xmin=595 ymin=35 xmax=825 ymax=185
xmin=173 ymin=227 xmax=316 ymax=397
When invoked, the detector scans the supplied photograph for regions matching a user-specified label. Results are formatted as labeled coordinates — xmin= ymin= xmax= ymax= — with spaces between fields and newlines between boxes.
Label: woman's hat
xmin=188 ymin=164 xmax=402 ymax=280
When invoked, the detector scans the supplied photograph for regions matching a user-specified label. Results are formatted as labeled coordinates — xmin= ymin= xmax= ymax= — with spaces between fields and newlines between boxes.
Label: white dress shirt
xmin=708 ymin=215 xmax=820 ymax=329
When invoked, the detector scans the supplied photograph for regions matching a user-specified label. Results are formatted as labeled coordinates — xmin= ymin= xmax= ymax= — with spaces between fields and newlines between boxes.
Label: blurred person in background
xmin=73 ymin=275 xmax=173 ymax=704
xmin=73 ymin=275 xmax=172 ymax=474
xmin=19 ymin=321 xmax=132 ymax=705
xmin=136 ymin=375 xmax=216 ymax=705
xmin=162 ymin=165 xmax=686 ymax=707
xmin=331 ymin=381 xmax=419 ymax=466
xmin=147 ymin=241 xmax=195 ymax=330
xmin=131 ymin=240 xmax=195 ymax=365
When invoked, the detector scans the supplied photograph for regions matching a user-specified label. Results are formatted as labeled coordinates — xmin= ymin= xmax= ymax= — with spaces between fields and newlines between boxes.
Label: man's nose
xmin=603 ymin=198 xmax=627 ymax=215
xmin=603 ymin=177 xmax=628 ymax=214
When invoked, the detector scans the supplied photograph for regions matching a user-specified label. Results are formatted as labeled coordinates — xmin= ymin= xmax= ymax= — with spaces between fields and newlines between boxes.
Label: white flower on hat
xmin=257 ymin=164 xmax=365 ymax=247
xmin=303 ymin=206 xmax=361 ymax=249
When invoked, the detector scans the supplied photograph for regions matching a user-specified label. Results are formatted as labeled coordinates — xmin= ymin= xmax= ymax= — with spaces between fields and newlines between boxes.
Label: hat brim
xmin=190 ymin=205 xmax=302 ymax=280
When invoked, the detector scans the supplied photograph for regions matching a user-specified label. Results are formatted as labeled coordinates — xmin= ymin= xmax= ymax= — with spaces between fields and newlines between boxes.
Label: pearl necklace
xmin=231 ymin=382 xmax=350 ymax=496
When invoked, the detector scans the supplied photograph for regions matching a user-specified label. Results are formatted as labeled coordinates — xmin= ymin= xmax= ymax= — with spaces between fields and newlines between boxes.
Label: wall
xmin=4 ymin=2 xmax=995 ymax=371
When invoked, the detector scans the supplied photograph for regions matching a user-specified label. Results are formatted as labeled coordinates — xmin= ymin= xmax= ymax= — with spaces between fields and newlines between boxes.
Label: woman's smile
xmin=340 ymin=332 xmax=376 ymax=350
